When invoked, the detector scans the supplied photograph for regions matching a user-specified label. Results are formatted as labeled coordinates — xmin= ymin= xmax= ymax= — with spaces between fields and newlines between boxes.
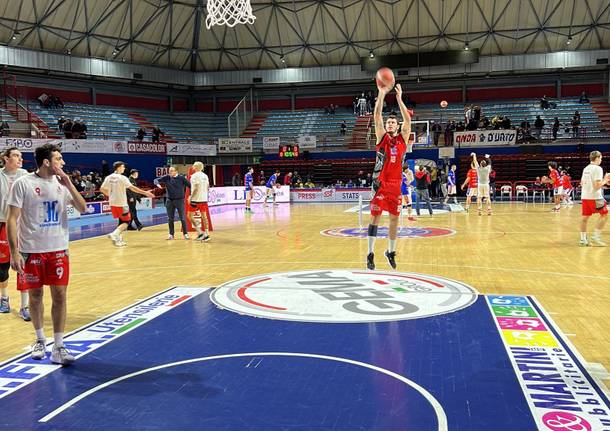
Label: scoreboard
xmin=279 ymin=145 xmax=299 ymax=158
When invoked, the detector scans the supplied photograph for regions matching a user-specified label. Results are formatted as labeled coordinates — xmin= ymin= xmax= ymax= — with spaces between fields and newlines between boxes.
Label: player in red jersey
xmin=366 ymin=82 xmax=412 ymax=270
xmin=460 ymin=165 xmax=478 ymax=211
xmin=561 ymin=170 xmax=573 ymax=205
xmin=547 ymin=161 xmax=563 ymax=212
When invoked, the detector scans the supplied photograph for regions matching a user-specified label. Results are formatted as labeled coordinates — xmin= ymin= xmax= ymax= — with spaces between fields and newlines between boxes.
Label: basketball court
xmin=1 ymin=202 xmax=609 ymax=430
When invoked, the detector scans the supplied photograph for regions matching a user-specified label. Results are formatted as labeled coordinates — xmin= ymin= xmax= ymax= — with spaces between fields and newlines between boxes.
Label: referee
xmin=154 ymin=166 xmax=191 ymax=240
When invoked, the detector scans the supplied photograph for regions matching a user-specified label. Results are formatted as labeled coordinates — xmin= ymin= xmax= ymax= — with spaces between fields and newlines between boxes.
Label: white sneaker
xmin=579 ymin=239 xmax=590 ymax=247
xmin=51 ymin=346 xmax=75 ymax=365
xmin=184 ymin=233 xmax=190 ymax=240
xmin=115 ymin=240 xmax=127 ymax=247
xmin=31 ymin=339 xmax=46 ymax=360
xmin=107 ymin=232 xmax=120 ymax=244
xmin=167 ymin=235 xmax=174 ymax=240
xmin=590 ymin=236 xmax=606 ymax=247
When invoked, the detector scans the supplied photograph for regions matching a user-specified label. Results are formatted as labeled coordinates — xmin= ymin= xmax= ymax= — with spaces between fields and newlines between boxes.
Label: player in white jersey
xmin=579 ymin=150 xmax=610 ymax=246
xmin=472 ymin=153 xmax=492 ymax=215
xmin=187 ymin=162 xmax=211 ymax=242
xmin=100 ymin=161 xmax=154 ymax=247
xmin=0 ymin=147 xmax=29 ymax=319
xmin=6 ymin=144 xmax=87 ymax=364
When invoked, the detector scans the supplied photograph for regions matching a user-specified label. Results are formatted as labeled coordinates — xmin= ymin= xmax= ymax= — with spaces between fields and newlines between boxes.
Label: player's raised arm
xmin=395 ymin=84 xmax=412 ymax=147
xmin=374 ymin=86 xmax=389 ymax=143
xmin=471 ymin=153 xmax=479 ymax=168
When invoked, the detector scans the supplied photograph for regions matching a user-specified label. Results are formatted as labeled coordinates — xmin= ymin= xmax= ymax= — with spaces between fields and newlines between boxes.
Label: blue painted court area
xmin=0 ymin=271 xmax=608 ymax=431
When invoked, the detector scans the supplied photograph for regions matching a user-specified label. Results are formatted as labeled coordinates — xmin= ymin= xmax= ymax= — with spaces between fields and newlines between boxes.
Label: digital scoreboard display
xmin=279 ymin=145 xmax=299 ymax=158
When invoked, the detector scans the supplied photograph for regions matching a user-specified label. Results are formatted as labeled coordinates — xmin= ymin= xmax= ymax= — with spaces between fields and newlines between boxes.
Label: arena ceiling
xmin=0 ymin=0 xmax=609 ymax=72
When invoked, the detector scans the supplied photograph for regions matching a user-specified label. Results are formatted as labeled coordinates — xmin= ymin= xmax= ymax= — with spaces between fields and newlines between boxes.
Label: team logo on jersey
xmin=211 ymin=270 xmax=478 ymax=323
xmin=320 ymin=226 xmax=456 ymax=239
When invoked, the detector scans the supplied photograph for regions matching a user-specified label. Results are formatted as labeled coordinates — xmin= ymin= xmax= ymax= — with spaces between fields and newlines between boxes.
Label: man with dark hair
xmin=6 ymin=144 xmax=87 ymax=364
xmin=0 ymin=147 xmax=28 ymax=318
xmin=101 ymin=161 xmax=154 ymax=246
xmin=154 ymin=166 xmax=191 ymax=240
xmin=126 ymin=169 xmax=144 ymax=231
xmin=366 ymin=82 xmax=412 ymax=270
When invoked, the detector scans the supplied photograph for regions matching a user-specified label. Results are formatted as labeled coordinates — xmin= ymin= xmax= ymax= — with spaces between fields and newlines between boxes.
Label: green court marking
xmin=392 ymin=287 xmax=407 ymax=293
xmin=112 ymin=318 xmax=146 ymax=334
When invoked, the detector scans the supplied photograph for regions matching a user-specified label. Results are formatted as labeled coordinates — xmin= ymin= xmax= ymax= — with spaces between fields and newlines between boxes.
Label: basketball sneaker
xmin=107 ymin=231 xmax=120 ymax=245
xmin=0 ymin=296 xmax=9 ymax=313
xmin=203 ymin=235 xmax=211 ymax=242
xmin=590 ymin=235 xmax=606 ymax=247
xmin=366 ymin=252 xmax=375 ymax=270
xmin=195 ymin=233 xmax=205 ymax=241
xmin=385 ymin=251 xmax=397 ymax=269
xmin=184 ymin=233 xmax=190 ymax=240
xmin=19 ymin=307 xmax=31 ymax=321
xmin=579 ymin=239 xmax=590 ymax=247
xmin=51 ymin=346 xmax=75 ymax=365
xmin=31 ymin=339 xmax=46 ymax=360
xmin=167 ymin=234 xmax=174 ymax=240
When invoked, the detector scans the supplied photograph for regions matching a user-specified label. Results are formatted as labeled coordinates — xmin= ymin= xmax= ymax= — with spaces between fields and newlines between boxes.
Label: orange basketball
xmin=375 ymin=67 xmax=395 ymax=90
xmin=440 ymin=100 xmax=448 ymax=108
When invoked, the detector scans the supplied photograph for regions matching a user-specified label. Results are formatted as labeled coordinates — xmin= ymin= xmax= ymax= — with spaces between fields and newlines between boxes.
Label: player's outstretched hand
xmin=10 ymin=251 xmax=24 ymax=274
xmin=144 ymin=190 xmax=155 ymax=198
xmin=395 ymin=84 xmax=402 ymax=98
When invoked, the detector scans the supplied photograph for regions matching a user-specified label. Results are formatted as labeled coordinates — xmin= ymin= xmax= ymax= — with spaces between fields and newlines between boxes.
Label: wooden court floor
xmin=1 ymin=202 xmax=608 ymax=390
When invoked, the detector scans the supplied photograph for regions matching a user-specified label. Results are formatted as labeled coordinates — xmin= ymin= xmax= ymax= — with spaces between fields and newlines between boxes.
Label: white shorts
xmin=477 ymin=184 xmax=490 ymax=197
xmin=447 ymin=184 xmax=456 ymax=194
xmin=553 ymin=186 xmax=564 ymax=196
xmin=467 ymin=187 xmax=478 ymax=197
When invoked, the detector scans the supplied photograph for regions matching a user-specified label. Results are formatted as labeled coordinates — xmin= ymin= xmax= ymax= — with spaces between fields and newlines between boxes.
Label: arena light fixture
xmin=464 ymin=41 xmax=470 ymax=51
xmin=566 ymin=36 xmax=572 ymax=45
xmin=369 ymin=50 xmax=374 ymax=58
xmin=12 ymin=31 xmax=20 ymax=40
xmin=280 ymin=55 xmax=285 ymax=63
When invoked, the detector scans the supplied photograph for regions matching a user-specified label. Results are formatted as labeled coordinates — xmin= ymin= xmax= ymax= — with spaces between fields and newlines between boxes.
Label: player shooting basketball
xmin=366 ymin=74 xmax=413 ymax=270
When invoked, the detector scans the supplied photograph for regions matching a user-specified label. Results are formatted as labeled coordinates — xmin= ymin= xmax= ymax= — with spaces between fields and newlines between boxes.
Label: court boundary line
xmin=38 ymin=351 xmax=448 ymax=430
xmin=529 ymin=296 xmax=610 ymax=398
xmin=0 ymin=286 xmax=210 ymax=368
xmin=70 ymin=261 xmax=610 ymax=282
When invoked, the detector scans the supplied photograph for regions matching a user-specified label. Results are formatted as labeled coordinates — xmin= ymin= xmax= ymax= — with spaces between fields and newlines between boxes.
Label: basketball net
xmin=206 ymin=0 xmax=256 ymax=29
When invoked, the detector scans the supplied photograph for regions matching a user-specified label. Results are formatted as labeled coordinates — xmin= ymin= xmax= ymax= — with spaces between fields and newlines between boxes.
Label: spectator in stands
xmin=340 ymin=120 xmax=347 ymax=135
xmin=52 ymin=95 xmax=64 ymax=108
xmin=346 ymin=179 xmax=355 ymax=188
xmin=71 ymin=170 xmax=85 ymax=192
xmin=304 ymin=179 xmax=315 ymax=188
xmin=480 ymin=115 xmax=490 ymax=129
xmin=57 ymin=116 xmax=65 ymax=132
xmin=71 ymin=120 xmax=82 ymax=139
xmin=365 ymin=172 xmax=372 ymax=186
xmin=472 ymin=106 xmax=482 ymax=130
xmin=152 ymin=126 xmax=163 ymax=143
xmin=456 ymin=121 xmax=465 ymax=132
xmin=540 ymin=95 xmax=549 ymax=109
xmin=63 ymin=118 xmax=73 ymax=138
xmin=356 ymin=170 xmax=366 ymax=187
xmin=552 ymin=117 xmax=560 ymax=141
xmin=83 ymin=175 xmax=96 ymax=200
xmin=292 ymin=171 xmax=302 ymax=187
xmin=136 ymin=127 xmax=146 ymax=141
xmin=431 ymin=121 xmax=442 ymax=146
xmin=574 ymin=110 xmax=581 ymax=121
xmin=232 ymin=172 xmax=241 ymax=186
xmin=518 ymin=121 xmax=531 ymax=143
xmin=444 ymin=121 xmax=455 ymax=146
xmin=533 ymin=115 xmax=545 ymax=140
xmin=501 ymin=116 xmax=511 ymax=129
xmin=37 ymin=93 xmax=49 ymax=108
xmin=329 ymin=104 xmax=336 ymax=114
xmin=283 ymin=172 xmax=292 ymax=186
xmin=0 ymin=119 xmax=9 ymax=137
xmin=80 ymin=121 xmax=87 ymax=139
xmin=579 ymin=91 xmax=589 ymax=104
xmin=571 ymin=115 xmax=581 ymax=138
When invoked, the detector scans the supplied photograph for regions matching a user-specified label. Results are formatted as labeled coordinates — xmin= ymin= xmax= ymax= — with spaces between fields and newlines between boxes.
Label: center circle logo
xmin=211 ymin=269 xmax=478 ymax=323
xmin=321 ymin=226 xmax=456 ymax=239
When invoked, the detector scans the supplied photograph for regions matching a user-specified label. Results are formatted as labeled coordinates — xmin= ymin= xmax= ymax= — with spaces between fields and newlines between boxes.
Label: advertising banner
xmin=290 ymin=188 xmax=371 ymax=203
xmin=218 ymin=138 xmax=253 ymax=153
xmin=262 ymin=137 xmax=280 ymax=150
xmin=453 ymin=129 xmax=517 ymax=146
xmin=296 ymin=135 xmax=317 ymax=149
xmin=127 ymin=141 xmax=167 ymax=154
xmin=166 ymin=143 xmax=217 ymax=156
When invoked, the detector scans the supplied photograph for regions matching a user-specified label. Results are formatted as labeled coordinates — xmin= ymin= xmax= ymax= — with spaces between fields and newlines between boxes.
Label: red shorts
xmin=581 ymin=199 xmax=608 ymax=217
xmin=111 ymin=206 xmax=131 ymax=222
xmin=17 ymin=250 xmax=70 ymax=291
xmin=0 ymin=223 xmax=9 ymax=264
xmin=186 ymin=201 xmax=209 ymax=213
xmin=370 ymin=189 xmax=401 ymax=217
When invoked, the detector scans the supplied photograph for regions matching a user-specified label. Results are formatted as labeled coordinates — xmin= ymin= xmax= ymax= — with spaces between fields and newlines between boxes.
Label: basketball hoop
xmin=206 ymin=0 xmax=256 ymax=29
